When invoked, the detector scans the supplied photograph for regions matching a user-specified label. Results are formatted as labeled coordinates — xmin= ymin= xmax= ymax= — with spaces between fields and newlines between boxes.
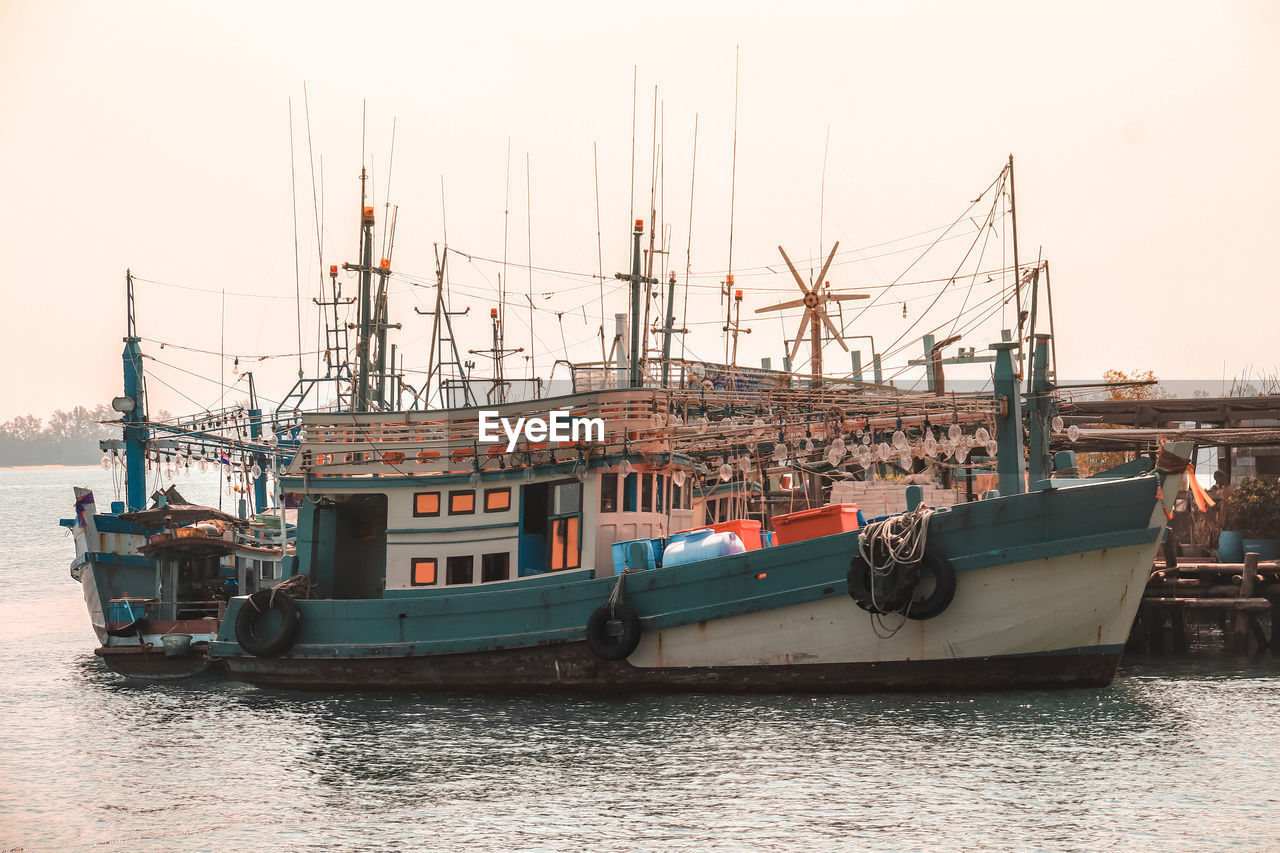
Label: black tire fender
xmin=585 ymin=602 xmax=642 ymax=661
xmin=906 ymin=550 xmax=957 ymax=620
xmin=234 ymin=589 xmax=302 ymax=657
xmin=847 ymin=546 xmax=918 ymax=615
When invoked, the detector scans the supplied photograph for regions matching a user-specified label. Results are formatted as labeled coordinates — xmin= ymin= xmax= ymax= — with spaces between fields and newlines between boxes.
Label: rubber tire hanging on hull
xmin=846 ymin=548 xmax=918 ymax=614
xmin=235 ymin=589 xmax=302 ymax=657
xmin=585 ymin=603 xmax=642 ymax=661
xmin=847 ymin=548 xmax=957 ymax=620
xmin=905 ymin=551 xmax=957 ymax=620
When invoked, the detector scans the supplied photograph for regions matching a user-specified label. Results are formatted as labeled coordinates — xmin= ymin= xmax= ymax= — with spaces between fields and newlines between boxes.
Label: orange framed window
xmin=549 ymin=515 xmax=581 ymax=571
xmin=413 ymin=492 xmax=440 ymax=517
xmin=484 ymin=487 xmax=511 ymax=512
xmin=411 ymin=557 xmax=437 ymax=586
xmin=448 ymin=490 xmax=475 ymax=515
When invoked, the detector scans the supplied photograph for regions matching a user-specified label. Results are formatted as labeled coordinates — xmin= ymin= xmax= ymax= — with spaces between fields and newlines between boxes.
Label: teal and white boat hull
xmin=211 ymin=471 xmax=1177 ymax=692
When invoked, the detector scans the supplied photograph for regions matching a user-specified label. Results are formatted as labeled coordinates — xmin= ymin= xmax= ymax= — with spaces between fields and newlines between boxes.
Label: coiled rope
xmin=857 ymin=504 xmax=934 ymax=635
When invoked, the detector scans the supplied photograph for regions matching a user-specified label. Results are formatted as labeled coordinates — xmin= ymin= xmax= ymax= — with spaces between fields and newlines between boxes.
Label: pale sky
xmin=2 ymin=0 xmax=1277 ymax=421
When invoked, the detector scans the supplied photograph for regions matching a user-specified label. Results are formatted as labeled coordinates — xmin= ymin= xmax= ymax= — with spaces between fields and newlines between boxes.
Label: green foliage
xmin=0 ymin=405 xmax=119 ymax=465
xmin=1229 ymin=477 xmax=1280 ymax=538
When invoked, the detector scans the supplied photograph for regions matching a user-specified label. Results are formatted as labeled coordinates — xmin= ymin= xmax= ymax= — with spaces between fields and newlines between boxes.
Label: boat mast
xmin=348 ymin=166 xmax=375 ymax=413
xmin=1008 ymin=153 xmax=1024 ymax=375
xmin=121 ymin=269 xmax=147 ymax=512
xmin=615 ymin=218 xmax=656 ymax=388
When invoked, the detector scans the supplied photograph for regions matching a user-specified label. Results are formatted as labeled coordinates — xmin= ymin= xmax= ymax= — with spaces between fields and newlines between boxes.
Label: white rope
xmin=857 ymin=503 xmax=934 ymax=617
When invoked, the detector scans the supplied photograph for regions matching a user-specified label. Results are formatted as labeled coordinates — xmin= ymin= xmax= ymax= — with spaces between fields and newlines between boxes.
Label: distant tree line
xmin=0 ymin=405 xmax=125 ymax=465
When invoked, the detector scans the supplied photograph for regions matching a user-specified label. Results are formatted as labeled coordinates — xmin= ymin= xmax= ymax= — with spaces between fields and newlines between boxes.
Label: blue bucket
xmin=1218 ymin=530 xmax=1244 ymax=563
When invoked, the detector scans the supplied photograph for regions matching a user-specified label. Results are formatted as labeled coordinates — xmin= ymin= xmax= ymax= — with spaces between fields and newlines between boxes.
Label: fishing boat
xmin=197 ymin=190 xmax=1191 ymax=692
xmin=66 ymin=488 xmax=291 ymax=678
xmin=63 ymin=278 xmax=299 ymax=678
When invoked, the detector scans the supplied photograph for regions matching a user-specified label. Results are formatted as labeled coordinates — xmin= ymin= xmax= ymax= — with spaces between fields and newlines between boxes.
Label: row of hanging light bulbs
xmin=100 ymin=447 xmax=266 ymax=483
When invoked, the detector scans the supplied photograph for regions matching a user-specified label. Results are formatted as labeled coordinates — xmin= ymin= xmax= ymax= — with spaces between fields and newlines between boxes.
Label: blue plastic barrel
xmin=1242 ymin=538 xmax=1280 ymax=562
xmin=1218 ymin=530 xmax=1244 ymax=563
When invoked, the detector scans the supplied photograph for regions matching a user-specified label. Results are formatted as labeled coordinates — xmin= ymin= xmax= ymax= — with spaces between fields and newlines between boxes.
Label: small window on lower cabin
xmin=481 ymin=552 xmax=510 ymax=582
xmin=412 ymin=557 xmax=438 ymax=586
xmin=600 ymin=473 xmax=618 ymax=513
xmin=641 ymin=473 xmax=653 ymax=512
xmin=672 ymin=480 xmax=683 ymax=511
xmin=414 ymin=492 xmax=440 ymax=517
xmin=484 ymin=488 xmax=511 ymax=512
xmin=656 ymin=474 xmax=665 ymax=513
xmin=447 ymin=555 xmax=474 ymax=585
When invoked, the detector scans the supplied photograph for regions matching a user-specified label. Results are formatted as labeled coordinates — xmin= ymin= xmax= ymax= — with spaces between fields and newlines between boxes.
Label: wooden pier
xmin=1131 ymin=552 xmax=1280 ymax=655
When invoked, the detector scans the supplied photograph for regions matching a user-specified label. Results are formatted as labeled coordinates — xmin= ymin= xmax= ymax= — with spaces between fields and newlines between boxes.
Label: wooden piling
xmin=1232 ymin=552 xmax=1259 ymax=654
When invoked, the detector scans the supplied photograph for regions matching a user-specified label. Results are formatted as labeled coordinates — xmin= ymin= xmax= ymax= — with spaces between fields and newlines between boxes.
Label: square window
xmin=448 ymin=491 xmax=475 ymax=515
xmin=553 ymin=482 xmax=581 ymax=515
xmin=413 ymin=492 xmax=440 ymax=517
xmin=447 ymin=555 xmax=474 ymax=585
xmin=600 ymin=473 xmax=618 ymax=513
xmin=481 ymin=552 xmax=510 ymax=582
xmin=412 ymin=557 xmax=437 ymax=586
xmin=484 ymin=488 xmax=511 ymax=512
xmin=623 ymin=473 xmax=637 ymax=512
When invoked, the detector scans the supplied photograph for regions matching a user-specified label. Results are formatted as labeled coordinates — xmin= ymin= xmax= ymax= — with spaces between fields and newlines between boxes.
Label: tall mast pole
xmin=1008 ymin=153 xmax=1024 ymax=374
xmin=660 ymin=270 xmax=679 ymax=387
xmin=350 ymin=165 xmax=375 ymax=413
xmin=615 ymin=219 xmax=654 ymax=388
xmin=629 ymin=219 xmax=643 ymax=387
xmin=810 ymin=307 xmax=823 ymax=389
xmin=122 ymin=269 xmax=147 ymax=512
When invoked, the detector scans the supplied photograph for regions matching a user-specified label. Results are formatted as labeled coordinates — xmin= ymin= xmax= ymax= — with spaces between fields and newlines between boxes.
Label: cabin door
xmin=518 ymin=480 xmax=583 ymax=575
xmin=518 ymin=482 xmax=549 ymax=576
xmin=330 ymin=494 xmax=387 ymax=599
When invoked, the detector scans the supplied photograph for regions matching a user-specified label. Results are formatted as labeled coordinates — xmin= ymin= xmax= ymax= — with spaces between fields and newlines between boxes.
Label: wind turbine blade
xmin=825 ymin=293 xmax=870 ymax=301
xmin=788 ymin=310 xmax=812 ymax=363
xmin=820 ymin=309 xmax=849 ymax=352
xmin=754 ymin=297 xmax=808 ymax=314
xmin=777 ymin=246 xmax=810 ymax=295
xmin=814 ymin=241 xmax=840 ymax=289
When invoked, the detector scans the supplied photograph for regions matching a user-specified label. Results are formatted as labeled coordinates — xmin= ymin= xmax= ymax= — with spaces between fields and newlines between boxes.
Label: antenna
xmin=501 ymin=137 xmax=510 ymax=349
xmin=288 ymin=97 xmax=303 ymax=378
xmin=526 ymin=151 xmax=534 ymax=382
xmin=679 ymin=114 xmax=698 ymax=370
xmin=725 ymin=46 xmax=740 ymax=364
xmin=594 ymin=141 xmax=606 ymax=361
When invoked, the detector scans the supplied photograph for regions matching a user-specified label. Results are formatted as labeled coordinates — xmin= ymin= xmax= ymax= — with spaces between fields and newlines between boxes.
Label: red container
xmin=770 ymin=503 xmax=860 ymax=545
xmin=708 ymin=518 xmax=763 ymax=551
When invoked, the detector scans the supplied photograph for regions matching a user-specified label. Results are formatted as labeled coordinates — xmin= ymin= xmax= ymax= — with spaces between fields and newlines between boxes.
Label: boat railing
xmin=289 ymin=389 xmax=677 ymax=477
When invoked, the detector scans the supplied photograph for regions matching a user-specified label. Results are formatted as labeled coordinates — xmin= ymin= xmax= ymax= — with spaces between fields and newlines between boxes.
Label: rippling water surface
xmin=2 ymin=467 xmax=1279 ymax=852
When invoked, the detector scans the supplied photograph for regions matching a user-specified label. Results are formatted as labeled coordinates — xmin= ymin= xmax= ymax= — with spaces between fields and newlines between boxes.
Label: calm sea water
xmin=2 ymin=466 xmax=1279 ymax=852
